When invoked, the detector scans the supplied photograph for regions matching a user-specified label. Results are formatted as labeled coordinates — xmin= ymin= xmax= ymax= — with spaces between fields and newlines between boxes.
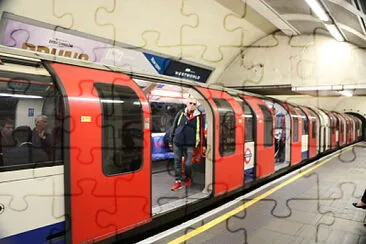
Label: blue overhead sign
xmin=164 ymin=60 xmax=212 ymax=83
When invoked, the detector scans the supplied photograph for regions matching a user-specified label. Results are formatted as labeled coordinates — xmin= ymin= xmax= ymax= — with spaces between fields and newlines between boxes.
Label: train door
xmin=136 ymin=81 xmax=211 ymax=215
xmin=266 ymin=100 xmax=290 ymax=171
xmin=336 ymin=113 xmax=345 ymax=146
xmin=326 ymin=112 xmax=337 ymax=149
xmin=196 ymin=87 xmax=244 ymax=196
xmin=296 ymin=107 xmax=308 ymax=160
xmin=350 ymin=116 xmax=356 ymax=141
xmin=243 ymin=96 xmax=274 ymax=178
xmin=332 ymin=112 xmax=340 ymax=147
xmin=49 ymin=63 xmax=151 ymax=244
xmin=313 ymin=108 xmax=329 ymax=152
xmin=301 ymin=107 xmax=318 ymax=158
xmin=239 ymin=99 xmax=256 ymax=184
xmin=288 ymin=105 xmax=302 ymax=165
xmin=344 ymin=115 xmax=351 ymax=144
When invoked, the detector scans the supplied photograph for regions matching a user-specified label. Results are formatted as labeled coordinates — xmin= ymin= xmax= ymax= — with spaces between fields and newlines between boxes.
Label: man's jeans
xmin=173 ymin=144 xmax=193 ymax=181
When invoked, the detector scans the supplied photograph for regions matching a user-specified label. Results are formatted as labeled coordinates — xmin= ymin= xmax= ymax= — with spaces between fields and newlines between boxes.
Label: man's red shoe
xmin=171 ymin=181 xmax=183 ymax=191
xmin=185 ymin=178 xmax=192 ymax=187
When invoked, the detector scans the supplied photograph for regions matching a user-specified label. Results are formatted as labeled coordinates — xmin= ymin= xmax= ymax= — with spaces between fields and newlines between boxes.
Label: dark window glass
xmin=95 ymin=83 xmax=143 ymax=175
xmin=258 ymin=104 xmax=273 ymax=147
xmin=312 ymin=120 xmax=317 ymax=139
xmin=213 ymin=98 xmax=235 ymax=156
xmin=0 ymin=66 xmax=63 ymax=171
xmin=150 ymin=102 xmax=185 ymax=133
xmin=297 ymin=109 xmax=308 ymax=135
xmin=243 ymin=102 xmax=254 ymax=142
xmin=293 ymin=118 xmax=299 ymax=142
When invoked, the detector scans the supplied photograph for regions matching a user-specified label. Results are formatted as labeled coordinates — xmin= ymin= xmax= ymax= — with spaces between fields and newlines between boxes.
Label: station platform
xmin=140 ymin=142 xmax=366 ymax=244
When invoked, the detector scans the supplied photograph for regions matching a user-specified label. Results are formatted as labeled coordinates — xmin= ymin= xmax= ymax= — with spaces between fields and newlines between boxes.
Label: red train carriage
xmin=0 ymin=46 xmax=363 ymax=244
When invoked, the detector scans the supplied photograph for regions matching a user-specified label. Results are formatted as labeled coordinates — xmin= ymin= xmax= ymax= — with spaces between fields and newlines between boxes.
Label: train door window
xmin=95 ymin=83 xmax=143 ymax=175
xmin=213 ymin=98 xmax=236 ymax=156
xmin=298 ymin=109 xmax=308 ymax=135
xmin=258 ymin=104 xmax=273 ymax=147
xmin=293 ymin=118 xmax=299 ymax=142
xmin=307 ymin=110 xmax=317 ymax=139
xmin=312 ymin=120 xmax=317 ymax=139
xmin=0 ymin=60 xmax=63 ymax=171
xmin=243 ymin=102 xmax=254 ymax=142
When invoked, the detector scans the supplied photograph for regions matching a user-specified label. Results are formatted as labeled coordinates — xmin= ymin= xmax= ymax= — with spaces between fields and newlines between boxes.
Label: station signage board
xmin=0 ymin=12 xmax=213 ymax=83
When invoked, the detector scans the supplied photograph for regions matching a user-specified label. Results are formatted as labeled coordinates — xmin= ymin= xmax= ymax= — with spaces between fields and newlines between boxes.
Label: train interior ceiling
xmin=0 ymin=59 xmax=213 ymax=215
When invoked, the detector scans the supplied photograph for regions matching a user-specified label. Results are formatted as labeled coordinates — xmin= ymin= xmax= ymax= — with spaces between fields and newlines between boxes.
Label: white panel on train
xmin=301 ymin=135 xmax=308 ymax=153
xmin=0 ymin=166 xmax=64 ymax=239
xmin=244 ymin=142 xmax=255 ymax=170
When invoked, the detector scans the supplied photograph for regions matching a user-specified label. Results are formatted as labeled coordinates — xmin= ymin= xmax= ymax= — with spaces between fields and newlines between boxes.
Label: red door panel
xmin=243 ymin=96 xmax=274 ymax=178
xmin=286 ymin=104 xmax=302 ymax=165
xmin=196 ymin=87 xmax=244 ymax=196
xmin=49 ymin=63 xmax=151 ymax=243
xmin=301 ymin=107 xmax=317 ymax=158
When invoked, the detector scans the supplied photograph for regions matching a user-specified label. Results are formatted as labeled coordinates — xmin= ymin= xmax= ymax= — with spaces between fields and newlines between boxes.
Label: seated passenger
xmin=32 ymin=115 xmax=53 ymax=160
xmin=0 ymin=118 xmax=16 ymax=153
xmin=3 ymin=126 xmax=48 ymax=166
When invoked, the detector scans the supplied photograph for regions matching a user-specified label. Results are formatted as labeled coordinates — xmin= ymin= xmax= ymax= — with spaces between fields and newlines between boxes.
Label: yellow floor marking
xmin=168 ymin=147 xmax=352 ymax=244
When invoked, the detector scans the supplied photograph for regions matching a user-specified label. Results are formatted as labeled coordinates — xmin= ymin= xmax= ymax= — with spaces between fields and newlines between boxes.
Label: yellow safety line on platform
xmin=168 ymin=147 xmax=353 ymax=244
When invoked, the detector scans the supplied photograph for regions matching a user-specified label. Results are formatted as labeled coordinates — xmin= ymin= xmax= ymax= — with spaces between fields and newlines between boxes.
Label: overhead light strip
xmin=324 ymin=24 xmax=345 ymax=41
xmin=305 ymin=0 xmax=345 ymax=42
xmin=305 ymin=0 xmax=330 ymax=21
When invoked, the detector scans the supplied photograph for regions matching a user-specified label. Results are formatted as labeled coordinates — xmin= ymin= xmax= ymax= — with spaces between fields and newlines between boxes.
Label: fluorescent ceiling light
xmin=292 ymin=85 xmax=332 ymax=91
xmin=324 ymin=24 xmax=344 ymax=41
xmin=305 ymin=0 xmax=330 ymax=21
xmin=150 ymin=89 xmax=185 ymax=98
xmin=0 ymin=93 xmax=43 ymax=99
xmin=337 ymin=90 xmax=353 ymax=97
xmin=68 ymin=97 xmax=124 ymax=103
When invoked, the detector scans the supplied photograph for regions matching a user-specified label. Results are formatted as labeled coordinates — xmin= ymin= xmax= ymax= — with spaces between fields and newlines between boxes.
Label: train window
xmin=258 ymin=104 xmax=273 ymax=147
xmin=95 ymin=83 xmax=143 ymax=175
xmin=0 ymin=64 xmax=63 ymax=171
xmin=150 ymin=102 xmax=185 ymax=133
xmin=243 ymin=102 xmax=254 ymax=142
xmin=298 ymin=109 xmax=308 ymax=135
xmin=213 ymin=98 xmax=236 ymax=156
xmin=293 ymin=118 xmax=299 ymax=142
xmin=312 ymin=120 xmax=317 ymax=139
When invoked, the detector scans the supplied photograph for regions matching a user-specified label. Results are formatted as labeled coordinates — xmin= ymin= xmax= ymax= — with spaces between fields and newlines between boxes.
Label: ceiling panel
xmin=288 ymin=20 xmax=324 ymax=34
xmin=343 ymin=29 xmax=366 ymax=48
xmin=264 ymin=0 xmax=312 ymax=15
xmin=325 ymin=1 xmax=364 ymax=34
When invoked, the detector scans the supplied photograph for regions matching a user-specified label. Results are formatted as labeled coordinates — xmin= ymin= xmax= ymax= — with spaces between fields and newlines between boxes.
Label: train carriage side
xmin=0 ymin=56 xmax=65 ymax=243
xmin=1 ymin=49 xmax=364 ymax=244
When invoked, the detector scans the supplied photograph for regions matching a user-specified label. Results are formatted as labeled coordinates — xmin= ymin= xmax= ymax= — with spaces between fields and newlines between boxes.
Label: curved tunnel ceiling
xmin=0 ymin=0 xmax=365 ymax=97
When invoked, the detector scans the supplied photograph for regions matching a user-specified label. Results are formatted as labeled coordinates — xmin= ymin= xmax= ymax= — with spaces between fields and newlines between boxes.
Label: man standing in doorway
xmin=169 ymin=97 xmax=200 ymax=191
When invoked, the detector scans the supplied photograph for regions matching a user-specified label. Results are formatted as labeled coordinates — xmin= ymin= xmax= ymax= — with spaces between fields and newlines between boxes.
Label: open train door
xmin=48 ymin=63 xmax=151 ymax=243
xmin=196 ymin=87 xmax=244 ymax=196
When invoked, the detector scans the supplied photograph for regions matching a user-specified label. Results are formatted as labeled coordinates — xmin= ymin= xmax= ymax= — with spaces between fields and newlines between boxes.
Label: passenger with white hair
xmin=32 ymin=114 xmax=52 ymax=160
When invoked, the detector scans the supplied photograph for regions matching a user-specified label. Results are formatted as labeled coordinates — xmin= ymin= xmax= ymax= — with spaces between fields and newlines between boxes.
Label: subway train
xmin=0 ymin=45 xmax=363 ymax=244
